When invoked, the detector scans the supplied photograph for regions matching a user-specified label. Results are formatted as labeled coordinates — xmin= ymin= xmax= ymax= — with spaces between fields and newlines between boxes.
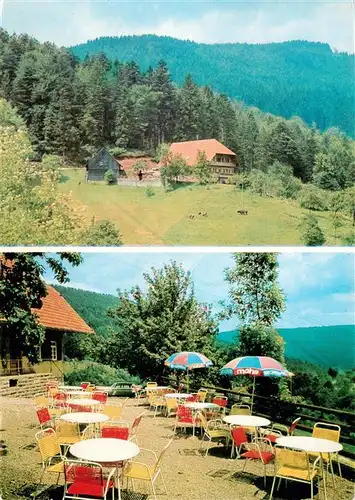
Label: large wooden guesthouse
xmin=169 ymin=139 xmax=237 ymax=183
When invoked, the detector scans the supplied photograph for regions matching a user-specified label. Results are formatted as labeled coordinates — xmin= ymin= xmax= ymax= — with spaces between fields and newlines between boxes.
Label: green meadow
xmin=60 ymin=169 xmax=351 ymax=246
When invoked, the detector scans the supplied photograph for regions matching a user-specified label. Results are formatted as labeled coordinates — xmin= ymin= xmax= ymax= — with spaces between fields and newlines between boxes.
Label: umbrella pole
xmin=251 ymin=377 xmax=256 ymax=413
xmin=186 ymin=368 xmax=189 ymax=392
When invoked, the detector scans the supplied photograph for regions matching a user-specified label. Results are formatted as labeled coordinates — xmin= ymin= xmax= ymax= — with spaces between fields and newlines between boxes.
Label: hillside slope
xmin=71 ymin=36 xmax=354 ymax=136
xmin=217 ymin=325 xmax=355 ymax=370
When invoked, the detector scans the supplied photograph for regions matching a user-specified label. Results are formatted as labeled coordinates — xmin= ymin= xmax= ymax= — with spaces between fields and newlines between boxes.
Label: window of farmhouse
xmin=50 ymin=341 xmax=58 ymax=361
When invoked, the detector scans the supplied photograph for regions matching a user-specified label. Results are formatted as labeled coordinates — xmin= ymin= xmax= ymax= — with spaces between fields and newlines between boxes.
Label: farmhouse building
xmin=85 ymin=147 xmax=124 ymax=182
xmin=0 ymin=284 xmax=93 ymax=377
xmin=169 ymin=139 xmax=237 ymax=183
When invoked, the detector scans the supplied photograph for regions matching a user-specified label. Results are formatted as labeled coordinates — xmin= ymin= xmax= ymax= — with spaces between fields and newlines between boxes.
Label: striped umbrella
xmin=165 ymin=352 xmax=213 ymax=391
xmin=220 ymin=356 xmax=292 ymax=411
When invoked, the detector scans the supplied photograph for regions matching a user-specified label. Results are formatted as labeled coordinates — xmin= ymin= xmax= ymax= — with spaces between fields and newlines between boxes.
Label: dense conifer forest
xmin=0 ymin=28 xmax=353 ymax=189
xmin=71 ymin=35 xmax=354 ymax=136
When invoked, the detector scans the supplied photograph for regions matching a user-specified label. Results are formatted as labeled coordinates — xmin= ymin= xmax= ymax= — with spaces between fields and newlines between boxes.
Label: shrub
xmin=81 ymin=219 xmax=122 ymax=246
xmin=298 ymin=185 xmax=328 ymax=211
xmin=145 ymin=187 xmax=155 ymax=197
xmin=300 ymin=214 xmax=325 ymax=246
xmin=104 ymin=169 xmax=116 ymax=185
xmin=64 ymin=361 xmax=141 ymax=387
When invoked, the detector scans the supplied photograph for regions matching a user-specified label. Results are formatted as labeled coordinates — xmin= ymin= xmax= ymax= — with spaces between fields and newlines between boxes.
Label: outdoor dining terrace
xmin=0 ymin=379 xmax=354 ymax=500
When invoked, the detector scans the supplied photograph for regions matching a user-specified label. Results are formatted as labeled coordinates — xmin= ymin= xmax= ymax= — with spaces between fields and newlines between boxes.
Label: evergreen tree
xmin=301 ymin=214 xmax=326 ymax=246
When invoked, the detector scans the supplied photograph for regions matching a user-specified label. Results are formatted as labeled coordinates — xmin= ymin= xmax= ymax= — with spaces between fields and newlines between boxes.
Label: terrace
xmin=0 ymin=382 xmax=354 ymax=500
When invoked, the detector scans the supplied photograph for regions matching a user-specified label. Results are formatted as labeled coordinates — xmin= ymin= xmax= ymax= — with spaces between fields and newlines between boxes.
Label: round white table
xmin=223 ymin=415 xmax=271 ymax=428
xmin=145 ymin=386 xmax=171 ymax=392
xmin=58 ymin=385 xmax=83 ymax=391
xmin=60 ymin=412 xmax=109 ymax=424
xmin=68 ymin=398 xmax=100 ymax=407
xmin=165 ymin=393 xmax=191 ymax=399
xmin=276 ymin=436 xmax=343 ymax=498
xmin=275 ymin=436 xmax=342 ymax=454
xmin=65 ymin=390 xmax=88 ymax=397
xmin=185 ymin=402 xmax=219 ymax=410
xmin=70 ymin=438 xmax=140 ymax=500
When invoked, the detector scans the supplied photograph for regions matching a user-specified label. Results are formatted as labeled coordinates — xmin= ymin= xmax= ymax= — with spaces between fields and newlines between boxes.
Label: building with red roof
xmin=169 ymin=139 xmax=237 ymax=183
xmin=0 ymin=280 xmax=93 ymax=377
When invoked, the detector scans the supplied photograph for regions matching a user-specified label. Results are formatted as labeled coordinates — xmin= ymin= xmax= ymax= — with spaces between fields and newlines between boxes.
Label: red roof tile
xmin=169 ymin=139 xmax=236 ymax=167
xmin=32 ymin=285 xmax=93 ymax=334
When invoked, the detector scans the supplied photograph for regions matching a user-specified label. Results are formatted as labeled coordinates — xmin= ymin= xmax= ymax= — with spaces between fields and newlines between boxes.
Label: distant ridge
xmin=71 ymin=35 xmax=354 ymax=136
xmin=217 ymin=325 xmax=355 ymax=371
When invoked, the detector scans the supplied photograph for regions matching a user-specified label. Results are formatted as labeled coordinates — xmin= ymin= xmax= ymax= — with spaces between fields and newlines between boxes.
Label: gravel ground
xmin=0 ymin=397 xmax=354 ymax=500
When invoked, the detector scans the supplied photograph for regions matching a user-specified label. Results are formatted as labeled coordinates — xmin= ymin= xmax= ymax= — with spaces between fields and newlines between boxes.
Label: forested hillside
xmin=71 ymin=35 xmax=354 ymax=136
xmin=53 ymin=285 xmax=118 ymax=336
xmin=0 ymin=28 xmax=353 ymax=193
xmin=217 ymin=325 xmax=355 ymax=370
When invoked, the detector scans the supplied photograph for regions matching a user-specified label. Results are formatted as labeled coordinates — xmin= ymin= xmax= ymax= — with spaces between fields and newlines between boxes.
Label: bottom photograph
xmin=0 ymin=250 xmax=354 ymax=500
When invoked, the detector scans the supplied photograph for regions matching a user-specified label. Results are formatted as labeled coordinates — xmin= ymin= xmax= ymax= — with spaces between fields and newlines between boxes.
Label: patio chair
xmin=173 ymin=405 xmax=200 ymax=437
xmin=85 ymin=385 xmax=96 ymax=393
xmin=92 ymin=391 xmax=108 ymax=405
xmin=101 ymin=420 xmax=130 ymax=440
xmin=270 ymin=446 xmax=321 ymax=500
xmin=129 ymin=412 xmax=146 ymax=445
xmin=263 ymin=417 xmax=301 ymax=444
xmin=230 ymin=426 xmax=249 ymax=459
xmin=146 ymin=382 xmax=158 ymax=391
xmin=150 ymin=395 xmax=167 ymax=417
xmin=35 ymin=428 xmax=66 ymax=484
xmin=309 ymin=422 xmax=342 ymax=484
xmin=230 ymin=404 xmax=251 ymax=416
xmin=186 ymin=393 xmax=199 ymax=402
xmin=198 ymin=412 xmax=231 ymax=456
xmin=102 ymin=404 xmax=123 ymax=421
xmin=63 ymin=459 xmax=116 ymax=500
xmin=80 ymin=382 xmax=91 ymax=390
xmin=197 ymin=390 xmax=208 ymax=403
xmin=177 ymin=383 xmax=184 ymax=393
xmin=212 ymin=395 xmax=228 ymax=408
xmin=36 ymin=406 xmax=53 ymax=430
xmin=165 ymin=397 xmax=178 ymax=417
xmin=34 ymin=395 xmax=49 ymax=407
xmin=54 ymin=420 xmax=81 ymax=449
xmin=123 ymin=438 xmax=173 ymax=500
xmin=52 ymin=392 xmax=68 ymax=410
xmin=240 ymin=437 xmax=275 ymax=488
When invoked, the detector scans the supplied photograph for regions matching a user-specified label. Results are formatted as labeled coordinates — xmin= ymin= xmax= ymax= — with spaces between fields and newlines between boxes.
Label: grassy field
xmin=60 ymin=168 xmax=353 ymax=245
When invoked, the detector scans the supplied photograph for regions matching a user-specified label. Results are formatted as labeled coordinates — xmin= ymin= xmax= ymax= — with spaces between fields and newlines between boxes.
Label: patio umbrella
xmin=165 ymin=352 xmax=213 ymax=392
xmin=220 ymin=356 xmax=292 ymax=412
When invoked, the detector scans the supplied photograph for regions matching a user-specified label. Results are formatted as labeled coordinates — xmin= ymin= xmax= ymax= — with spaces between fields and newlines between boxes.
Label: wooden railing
xmin=0 ymin=358 xmax=35 ymax=376
xmin=162 ymin=376 xmax=355 ymax=461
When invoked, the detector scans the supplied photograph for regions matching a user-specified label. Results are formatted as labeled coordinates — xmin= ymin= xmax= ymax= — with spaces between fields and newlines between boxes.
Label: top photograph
xmin=0 ymin=0 xmax=354 ymax=246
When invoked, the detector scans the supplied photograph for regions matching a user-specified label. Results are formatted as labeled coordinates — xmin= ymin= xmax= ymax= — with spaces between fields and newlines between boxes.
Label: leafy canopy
xmin=106 ymin=261 xmax=218 ymax=380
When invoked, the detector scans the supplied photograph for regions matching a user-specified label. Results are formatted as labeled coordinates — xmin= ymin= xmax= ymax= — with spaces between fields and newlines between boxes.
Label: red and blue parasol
xmin=220 ymin=356 xmax=292 ymax=410
xmin=165 ymin=352 xmax=213 ymax=391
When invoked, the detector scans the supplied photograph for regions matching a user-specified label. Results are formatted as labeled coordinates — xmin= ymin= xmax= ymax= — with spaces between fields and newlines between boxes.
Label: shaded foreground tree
xmin=300 ymin=214 xmax=326 ymax=246
xmin=0 ymin=253 xmax=82 ymax=362
xmin=106 ymin=261 xmax=218 ymax=380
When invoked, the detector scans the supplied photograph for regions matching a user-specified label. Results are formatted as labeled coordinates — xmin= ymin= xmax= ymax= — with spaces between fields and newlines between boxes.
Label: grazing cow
xmin=198 ymin=211 xmax=208 ymax=216
xmin=188 ymin=214 xmax=195 ymax=219
xmin=237 ymin=210 xmax=248 ymax=215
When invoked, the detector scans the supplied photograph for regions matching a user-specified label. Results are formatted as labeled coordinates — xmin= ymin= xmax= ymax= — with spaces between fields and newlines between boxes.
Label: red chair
xmin=129 ymin=412 xmax=145 ymax=445
xmin=101 ymin=420 xmax=130 ymax=440
xmin=53 ymin=392 xmax=68 ymax=408
xmin=240 ymin=437 xmax=275 ymax=487
xmin=230 ymin=426 xmax=248 ymax=458
xmin=186 ymin=393 xmax=199 ymax=402
xmin=263 ymin=417 xmax=301 ymax=444
xmin=63 ymin=459 xmax=115 ymax=500
xmin=80 ymin=382 xmax=90 ymax=390
xmin=173 ymin=405 xmax=200 ymax=436
xmin=212 ymin=396 xmax=228 ymax=407
xmin=177 ymin=383 xmax=184 ymax=393
xmin=92 ymin=392 xmax=108 ymax=404
xmin=36 ymin=407 xmax=53 ymax=429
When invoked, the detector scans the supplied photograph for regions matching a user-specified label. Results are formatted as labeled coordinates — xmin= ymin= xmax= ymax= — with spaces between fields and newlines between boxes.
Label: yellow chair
xmin=35 ymin=428 xmax=65 ymax=484
xmin=150 ymin=395 xmax=167 ymax=417
xmin=146 ymin=382 xmax=158 ymax=388
xmin=198 ymin=412 xmax=231 ymax=456
xmin=310 ymin=422 xmax=342 ymax=485
xmin=54 ymin=420 xmax=81 ymax=448
xmin=197 ymin=390 xmax=208 ymax=403
xmin=230 ymin=404 xmax=251 ymax=416
xmin=165 ymin=397 xmax=178 ymax=417
xmin=34 ymin=395 xmax=49 ymax=407
xmin=102 ymin=404 xmax=123 ymax=420
xmin=270 ymin=447 xmax=321 ymax=500
xmin=123 ymin=439 xmax=172 ymax=500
